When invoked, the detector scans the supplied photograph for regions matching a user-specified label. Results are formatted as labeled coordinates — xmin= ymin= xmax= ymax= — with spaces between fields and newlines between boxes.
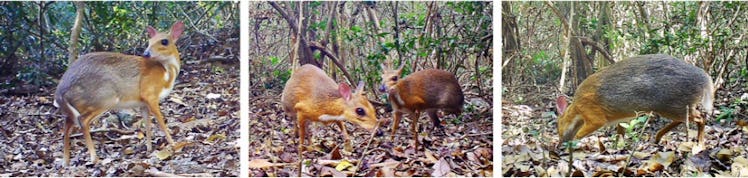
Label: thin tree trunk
xmin=69 ymin=2 xmax=84 ymax=64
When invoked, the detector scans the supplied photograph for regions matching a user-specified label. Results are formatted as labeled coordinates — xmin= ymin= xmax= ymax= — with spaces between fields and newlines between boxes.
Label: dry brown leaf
xmin=633 ymin=151 xmax=650 ymax=159
xmin=432 ymin=158 xmax=452 ymax=177
xmin=370 ymin=159 xmax=400 ymax=168
xmin=379 ymin=166 xmax=396 ymax=177
xmin=717 ymin=148 xmax=733 ymax=162
xmin=423 ymin=149 xmax=438 ymax=164
xmin=731 ymin=156 xmax=748 ymax=176
xmin=248 ymin=159 xmax=278 ymax=169
xmin=206 ymin=133 xmax=226 ymax=143
xmin=155 ymin=147 xmax=173 ymax=160
xmin=173 ymin=141 xmax=192 ymax=152
xmin=652 ymin=151 xmax=675 ymax=167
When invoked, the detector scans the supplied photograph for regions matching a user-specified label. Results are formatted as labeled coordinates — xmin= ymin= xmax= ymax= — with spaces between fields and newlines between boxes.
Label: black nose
xmin=379 ymin=85 xmax=386 ymax=92
xmin=143 ymin=51 xmax=151 ymax=58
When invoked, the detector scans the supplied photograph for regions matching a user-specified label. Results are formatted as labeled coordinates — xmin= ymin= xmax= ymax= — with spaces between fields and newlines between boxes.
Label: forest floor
xmin=501 ymin=82 xmax=748 ymax=176
xmin=249 ymin=80 xmax=494 ymax=176
xmin=0 ymin=60 xmax=240 ymax=176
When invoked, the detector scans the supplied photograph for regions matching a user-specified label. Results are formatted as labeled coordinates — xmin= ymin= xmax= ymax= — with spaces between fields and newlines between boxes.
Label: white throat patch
xmin=158 ymin=56 xmax=179 ymax=100
xmin=319 ymin=114 xmax=346 ymax=121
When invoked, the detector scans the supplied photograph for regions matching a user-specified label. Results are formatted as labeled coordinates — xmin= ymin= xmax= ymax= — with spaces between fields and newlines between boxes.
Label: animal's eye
xmin=161 ymin=39 xmax=169 ymax=46
xmin=355 ymin=108 xmax=366 ymax=116
xmin=391 ymin=76 xmax=398 ymax=82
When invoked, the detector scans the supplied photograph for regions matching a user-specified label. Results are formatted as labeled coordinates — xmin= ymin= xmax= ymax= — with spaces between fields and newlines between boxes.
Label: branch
xmin=269 ymin=2 xmax=298 ymax=35
xmin=68 ymin=128 xmax=135 ymax=138
xmin=545 ymin=1 xmax=571 ymax=36
xmin=176 ymin=3 xmax=218 ymax=42
xmin=308 ymin=41 xmax=354 ymax=85
xmin=578 ymin=37 xmax=614 ymax=64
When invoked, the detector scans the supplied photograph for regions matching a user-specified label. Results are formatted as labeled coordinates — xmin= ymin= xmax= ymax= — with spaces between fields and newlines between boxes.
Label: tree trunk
xmin=501 ymin=2 xmax=520 ymax=86
xmin=269 ymin=2 xmax=320 ymax=68
xmin=69 ymin=1 xmax=84 ymax=64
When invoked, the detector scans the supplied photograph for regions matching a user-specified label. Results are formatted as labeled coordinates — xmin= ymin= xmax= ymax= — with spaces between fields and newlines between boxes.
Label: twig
xmin=566 ymin=143 xmax=573 ymax=177
xmin=353 ymin=125 xmax=379 ymax=175
xmin=458 ymin=132 xmax=493 ymax=139
xmin=179 ymin=173 xmax=214 ymax=177
xmin=620 ymin=112 xmax=652 ymax=176
xmin=146 ymin=167 xmax=183 ymax=177
xmin=68 ymin=128 xmax=135 ymax=138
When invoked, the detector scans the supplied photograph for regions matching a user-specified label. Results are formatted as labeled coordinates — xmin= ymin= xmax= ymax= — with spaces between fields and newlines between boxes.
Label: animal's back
xmin=397 ymin=69 xmax=464 ymax=111
xmin=281 ymin=64 xmax=339 ymax=114
xmin=55 ymin=52 xmax=143 ymax=109
xmin=585 ymin=54 xmax=711 ymax=116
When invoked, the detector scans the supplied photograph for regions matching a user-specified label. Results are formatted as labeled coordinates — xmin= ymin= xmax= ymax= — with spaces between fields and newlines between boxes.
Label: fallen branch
xmin=68 ymin=128 xmax=135 ymax=138
xmin=353 ymin=125 xmax=380 ymax=174
xmin=147 ymin=167 xmax=183 ymax=177
xmin=459 ymin=132 xmax=493 ymax=140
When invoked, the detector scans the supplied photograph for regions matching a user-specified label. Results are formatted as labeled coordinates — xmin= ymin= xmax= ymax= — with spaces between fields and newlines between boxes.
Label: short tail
xmin=702 ymin=78 xmax=714 ymax=115
xmin=54 ymin=94 xmax=83 ymax=128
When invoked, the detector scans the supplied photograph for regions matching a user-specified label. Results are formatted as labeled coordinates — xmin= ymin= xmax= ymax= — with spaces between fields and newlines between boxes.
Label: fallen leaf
xmin=155 ymin=148 xmax=173 ymax=160
xmin=135 ymin=131 xmax=145 ymax=139
xmin=688 ymin=150 xmax=712 ymax=172
xmin=731 ymin=156 xmax=748 ymax=176
xmin=431 ymin=158 xmax=452 ymax=177
xmin=329 ymin=147 xmax=342 ymax=160
xmin=321 ymin=167 xmax=346 ymax=177
xmin=206 ymin=134 xmax=226 ymax=143
xmin=169 ymin=96 xmax=187 ymax=106
xmin=206 ymin=93 xmax=221 ymax=99
xmin=632 ymin=151 xmax=650 ymax=159
xmin=334 ymin=159 xmax=353 ymax=171
xmin=423 ymin=149 xmax=438 ymax=164
xmin=248 ymin=159 xmax=275 ymax=169
xmin=652 ymin=151 xmax=675 ymax=167
xmin=370 ymin=159 xmax=400 ymax=168
xmin=677 ymin=142 xmax=695 ymax=152
xmin=173 ymin=141 xmax=192 ymax=152
xmin=123 ymin=147 xmax=135 ymax=155
xmin=379 ymin=166 xmax=395 ymax=177
xmin=716 ymin=148 xmax=732 ymax=162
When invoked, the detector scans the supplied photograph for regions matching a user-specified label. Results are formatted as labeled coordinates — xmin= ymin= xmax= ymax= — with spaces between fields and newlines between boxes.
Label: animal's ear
xmin=339 ymin=83 xmax=352 ymax=101
xmin=170 ymin=21 xmax=185 ymax=40
xmin=556 ymin=95 xmax=569 ymax=115
xmin=396 ymin=61 xmax=406 ymax=71
xmin=356 ymin=81 xmax=365 ymax=93
xmin=147 ymin=26 xmax=157 ymax=38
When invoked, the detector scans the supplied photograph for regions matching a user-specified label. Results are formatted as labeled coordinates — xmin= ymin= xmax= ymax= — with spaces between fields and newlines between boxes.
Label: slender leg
xmin=616 ymin=124 xmax=625 ymax=137
xmin=696 ymin=120 xmax=705 ymax=144
xmin=297 ymin=118 xmax=308 ymax=146
xmin=691 ymin=108 xmax=706 ymax=145
xmin=79 ymin=109 xmax=107 ymax=165
xmin=411 ymin=111 xmax=421 ymax=149
xmin=145 ymin=101 xmax=174 ymax=145
xmin=296 ymin=114 xmax=306 ymax=177
xmin=63 ymin=116 xmax=74 ymax=166
xmin=390 ymin=111 xmax=403 ymax=141
xmin=336 ymin=122 xmax=352 ymax=151
xmin=141 ymin=106 xmax=153 ymax=151
xmin=425 ymin=109 xmax=443 ymax=135
xmin=655 ymin=121 xmax=682 ymax=143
